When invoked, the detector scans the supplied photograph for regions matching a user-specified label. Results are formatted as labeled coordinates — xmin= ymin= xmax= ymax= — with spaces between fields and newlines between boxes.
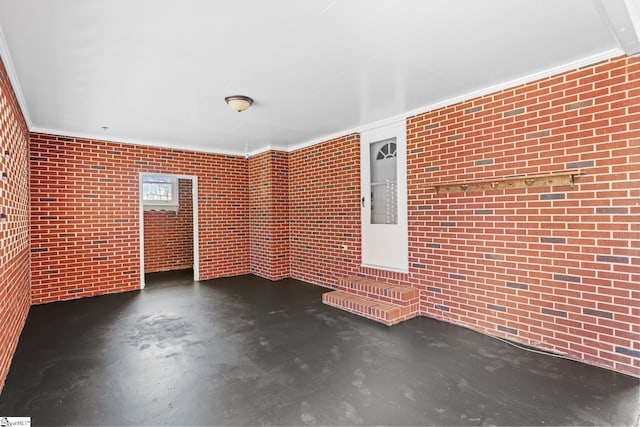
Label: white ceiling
xmin=0 ymin=0 xmax=638 ymax=155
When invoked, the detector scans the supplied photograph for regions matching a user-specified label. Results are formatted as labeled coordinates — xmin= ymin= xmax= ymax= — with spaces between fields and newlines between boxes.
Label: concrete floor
xmin=0 ymin=270 xmax=638 ymax=426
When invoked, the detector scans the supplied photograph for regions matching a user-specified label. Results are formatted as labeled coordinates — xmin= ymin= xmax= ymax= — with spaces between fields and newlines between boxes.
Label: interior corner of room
xmin=0 ymin=0 xmax=639 ymax=425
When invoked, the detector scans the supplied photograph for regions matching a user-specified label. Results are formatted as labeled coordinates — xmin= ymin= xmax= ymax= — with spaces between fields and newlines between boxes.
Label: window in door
xmin=370 ymin=138 xmax=397 ymax=224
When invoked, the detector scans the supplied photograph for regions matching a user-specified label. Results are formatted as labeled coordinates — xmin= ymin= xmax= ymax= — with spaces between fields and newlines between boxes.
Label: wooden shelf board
xmin=427 ymin=170 xmax=584 ymax=194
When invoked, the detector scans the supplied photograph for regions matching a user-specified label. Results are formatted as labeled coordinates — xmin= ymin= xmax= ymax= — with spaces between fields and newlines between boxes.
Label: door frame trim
xmin=138 ymin=172 xmax=199 ymax=289
xmin=360 ymin=119 xmax=409 ymax=273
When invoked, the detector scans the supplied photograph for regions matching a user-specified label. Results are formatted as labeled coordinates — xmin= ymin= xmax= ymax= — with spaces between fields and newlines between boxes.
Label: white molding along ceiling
xmin=0 ymin=0 xmax=637 ymax=157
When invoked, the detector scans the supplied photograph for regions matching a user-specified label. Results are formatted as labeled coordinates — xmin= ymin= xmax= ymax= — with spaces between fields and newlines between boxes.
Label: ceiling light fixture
xmin=225 ymin=95 xmax=254 ymax=112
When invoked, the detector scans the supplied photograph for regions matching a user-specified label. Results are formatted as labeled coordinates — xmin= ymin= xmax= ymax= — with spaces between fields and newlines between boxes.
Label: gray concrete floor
xmin=0 ymin=270 xmax=638 ymax=426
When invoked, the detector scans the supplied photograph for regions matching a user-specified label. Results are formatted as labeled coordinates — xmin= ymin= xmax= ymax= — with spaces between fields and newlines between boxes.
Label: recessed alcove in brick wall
xmin=249 ymin=151 xmax=290 ymax=280
xmin=143 ymin=178 xmax=194 ymax=273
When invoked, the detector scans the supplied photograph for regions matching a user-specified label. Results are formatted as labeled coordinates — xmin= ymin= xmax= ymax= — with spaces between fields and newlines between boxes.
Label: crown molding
xmin=246 ymin=144 xmax=289 ymax=158
xmin=29 ymin=126 xmax=248 ymax=158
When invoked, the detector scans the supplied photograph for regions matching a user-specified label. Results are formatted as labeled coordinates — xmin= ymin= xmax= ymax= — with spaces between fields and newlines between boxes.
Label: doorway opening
xmin=139 ymin=173 xmax=199 ymax=289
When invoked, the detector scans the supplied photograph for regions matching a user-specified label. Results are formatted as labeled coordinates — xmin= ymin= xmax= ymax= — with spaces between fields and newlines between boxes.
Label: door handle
xmin=361 ymin=196 xmax=365 ymax=208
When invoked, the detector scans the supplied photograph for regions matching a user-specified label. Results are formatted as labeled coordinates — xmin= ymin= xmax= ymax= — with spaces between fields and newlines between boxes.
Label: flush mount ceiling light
xmin=225 ymin=95 xmax=254 ymax=112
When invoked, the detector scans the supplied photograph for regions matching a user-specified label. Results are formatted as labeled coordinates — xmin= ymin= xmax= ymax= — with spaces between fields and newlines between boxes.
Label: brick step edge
xmin=336 ymin=276 xmax=419 ymax=305
xmin=322 ymin=290 xmax=418 ymax=326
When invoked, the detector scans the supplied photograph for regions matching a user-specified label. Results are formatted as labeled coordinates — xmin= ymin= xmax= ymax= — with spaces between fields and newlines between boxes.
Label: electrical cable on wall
xmin=424 ymin=293 xmax=580 ymax=363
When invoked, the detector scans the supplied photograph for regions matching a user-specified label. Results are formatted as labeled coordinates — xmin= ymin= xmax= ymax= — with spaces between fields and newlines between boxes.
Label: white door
xmin=361 ymin=121 xmax=408 ymax=272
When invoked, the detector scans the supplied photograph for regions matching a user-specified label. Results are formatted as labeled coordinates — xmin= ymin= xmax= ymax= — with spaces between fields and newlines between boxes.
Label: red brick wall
xmin=289 ymin=56 xmax=639 ymax=377
xmin=289 ymin=134 xmax=412 ymax=288
xmin=249 ymin=150 xmax=290 ymax=280
xmin=289 ymin=134 xmax=362 ymax=285
xmin=30 ymin=136 xmax=249 ymax=304
xmin=0 ymin=58 xmax=31 ymax=391
xmin=143 ymin=178 xmax=194 ymax=273
xmin=409 ymin=55 xmax=639 ymax=377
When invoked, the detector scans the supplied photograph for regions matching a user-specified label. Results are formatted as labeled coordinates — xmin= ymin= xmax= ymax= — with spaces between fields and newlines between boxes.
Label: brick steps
xmin=322 ymin=276 xmax=418 ymax=326
xmin=336 ymin=276 xmax=418 ymax=306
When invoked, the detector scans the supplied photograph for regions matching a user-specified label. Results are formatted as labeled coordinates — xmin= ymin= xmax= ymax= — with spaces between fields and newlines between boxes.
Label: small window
xmin=142 ymin=175 xmax=178 ymax=211
xmin=376 ymin=142 xmax=397 ymax=160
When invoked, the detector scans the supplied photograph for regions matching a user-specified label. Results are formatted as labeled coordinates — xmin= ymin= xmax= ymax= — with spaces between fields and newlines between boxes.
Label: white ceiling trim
xmin=245 ymin=144 xmax=290 ymax=157
xmin=29 ymin=126 xmax=249 ymax=157
xmin=0 ymin=21 xmax=32 ymax=127
xmin=283 ymin=47 xmax=624 ymax=156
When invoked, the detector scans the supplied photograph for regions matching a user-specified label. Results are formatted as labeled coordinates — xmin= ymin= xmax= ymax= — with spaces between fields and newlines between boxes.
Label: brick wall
xmin=289 ymin=134 xmax=362 ymax=285
xmin=289 ymin=55 xmax=639 ymax=377
xmin=409 ymin=55 xmax=639 ymax=377
xmin=249 ymin=150 xmax=290 ymax=280
xmin=143 ymin=178 xmax=194 ymax=273
xmin=0 ymin=58 xmax=31 ymax=391
xmin=30 ymin=136 xmax=249 ymax=304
